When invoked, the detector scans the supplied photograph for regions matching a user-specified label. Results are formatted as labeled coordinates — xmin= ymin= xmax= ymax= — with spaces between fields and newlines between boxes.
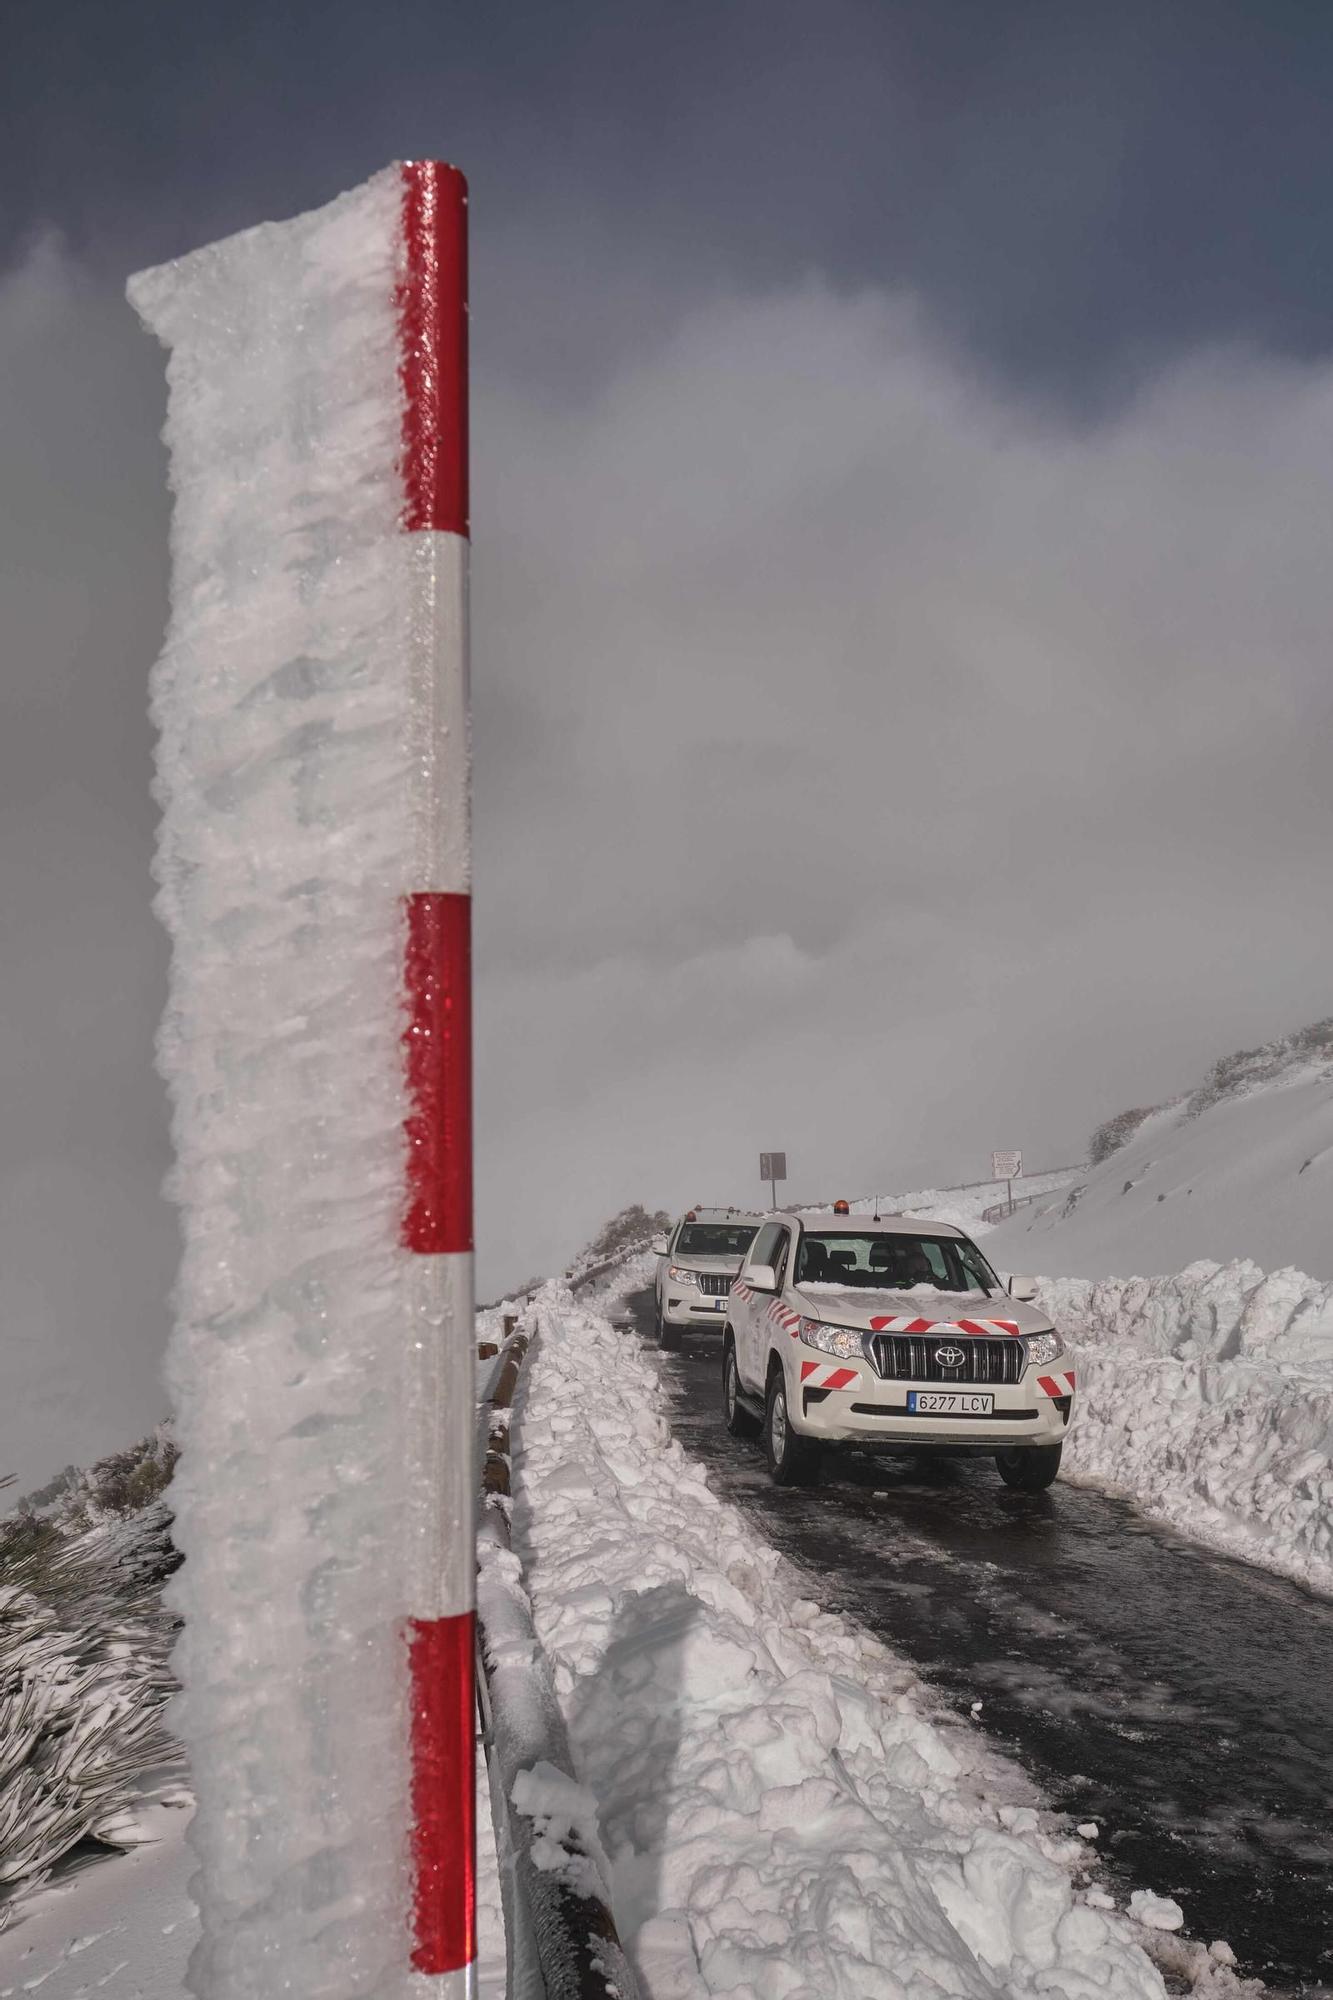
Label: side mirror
xmin=1007 ymin=1274 xmax=1039 ymax=1302
xmin=742 ymin=1262 xmax=778 ymax=1294
xmin=651 ymin=1237 xmax=669 ymax=1258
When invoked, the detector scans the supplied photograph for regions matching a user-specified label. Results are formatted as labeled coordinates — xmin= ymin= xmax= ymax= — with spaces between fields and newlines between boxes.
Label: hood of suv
xmin=791 ymin=1285 xmax=1055 ymax=1337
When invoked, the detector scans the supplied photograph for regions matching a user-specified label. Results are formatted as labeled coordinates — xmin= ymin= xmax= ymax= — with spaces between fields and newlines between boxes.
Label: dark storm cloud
xmin=9 ymin=0 xmax=1333 ymax=402
xmin=4 ymin=2 xmax=1333 ymax=1477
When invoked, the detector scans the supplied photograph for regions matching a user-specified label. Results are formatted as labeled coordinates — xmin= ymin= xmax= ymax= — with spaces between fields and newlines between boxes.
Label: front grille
xmin=871 ymin=1334 xmax=1024 ymax=1386
xmin=697 ymin=1272 xmax=733 ymax=1297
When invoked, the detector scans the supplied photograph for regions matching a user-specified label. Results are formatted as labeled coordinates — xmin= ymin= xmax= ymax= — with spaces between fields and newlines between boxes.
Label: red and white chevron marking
xmin=1034 ymin=1369 xmax=1077 ymax=1398
xmin=733 ymin=1284 xmax=803 ymax=1337
xmin=398 ymin=160 xmax=476 ymax=1994
xmin=867 ymin=1314 xmax=1023 ymax=1337
xmin=798 ymin=1359 xmax=861 ymax=1391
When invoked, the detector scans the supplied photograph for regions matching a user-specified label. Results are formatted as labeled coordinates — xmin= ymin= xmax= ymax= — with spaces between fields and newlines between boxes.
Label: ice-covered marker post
xmin=130 ymin=162 xmax=475 ymax=1997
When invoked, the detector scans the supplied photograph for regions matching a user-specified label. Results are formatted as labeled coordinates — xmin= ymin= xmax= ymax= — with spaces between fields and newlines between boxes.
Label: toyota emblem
xmin=933 ymin=1344 xmax=966 ymax=1369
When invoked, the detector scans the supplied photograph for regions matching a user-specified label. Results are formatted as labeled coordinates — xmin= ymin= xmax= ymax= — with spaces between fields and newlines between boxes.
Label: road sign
xmin=991 ymin=1150 xmax=1022 ymax=1182
xmin=759 ymin=1152 xmax=787 ymax=1183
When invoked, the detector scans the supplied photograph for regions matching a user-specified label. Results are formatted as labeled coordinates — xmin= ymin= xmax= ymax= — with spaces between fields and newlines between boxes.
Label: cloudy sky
xmin=5 ymin=0 xmax=1333 ymax=1480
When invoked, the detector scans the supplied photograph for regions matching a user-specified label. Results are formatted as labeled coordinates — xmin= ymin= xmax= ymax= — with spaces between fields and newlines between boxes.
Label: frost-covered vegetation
xmin=1183 ymin=1015 xmax=1333 ymax=1120
xmin=1088 ymin=1104 xmax=1163 ymax=1166
xmin=0 ymin=1432 xmax=181 ymax=1914
xmin=566 ymin=1203 xmax=671 ymax=1290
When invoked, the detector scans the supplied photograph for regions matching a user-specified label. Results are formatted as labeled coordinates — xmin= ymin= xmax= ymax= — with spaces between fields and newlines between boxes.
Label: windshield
xmin=676 ymin=1223 xmax=758 ymax=1258
xmin=794 ymin=1231 xmax=999 ymax=1295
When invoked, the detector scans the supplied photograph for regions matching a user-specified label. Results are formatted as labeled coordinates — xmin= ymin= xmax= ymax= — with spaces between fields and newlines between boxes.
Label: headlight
xmin=1025 ymin=1331 xmax=1065 ymax=1366
xmin=798 ymin=1318 xmax=865 ymax=1360
xmin=668 ymin=1265 xmax=700 ymax=1286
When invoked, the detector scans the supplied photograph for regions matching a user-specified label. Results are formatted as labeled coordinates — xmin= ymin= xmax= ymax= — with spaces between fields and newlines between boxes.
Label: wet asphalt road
xmin=619 ymin=1290 xmax=1333 ymax=1995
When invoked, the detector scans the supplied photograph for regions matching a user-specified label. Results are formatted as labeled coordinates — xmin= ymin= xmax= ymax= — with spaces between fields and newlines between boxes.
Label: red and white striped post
xmin=396 ymin=160 xmax=475 ymax=1993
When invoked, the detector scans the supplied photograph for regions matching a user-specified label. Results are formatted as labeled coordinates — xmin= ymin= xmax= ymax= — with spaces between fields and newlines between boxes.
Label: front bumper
xmin=791 ymin=1356 xmax=1075 ymax=1447
xmin=662 ymin=1289 xmax=734 ymax=1329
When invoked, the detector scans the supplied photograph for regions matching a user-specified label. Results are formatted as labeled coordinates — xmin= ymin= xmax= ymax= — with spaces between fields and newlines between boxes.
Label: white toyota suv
xmin=723 ymin=1210 xmax=1075 ymax=1490
xmin=651 ymin=1209 xmax=764 ymax=1350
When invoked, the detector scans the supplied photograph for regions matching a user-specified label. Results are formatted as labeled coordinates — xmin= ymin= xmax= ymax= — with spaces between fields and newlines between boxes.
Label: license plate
xmin=907 ymin=1391 xmax=995 ymax=1415
xmin=710 ymin=1296 xmax=727 ymax=1310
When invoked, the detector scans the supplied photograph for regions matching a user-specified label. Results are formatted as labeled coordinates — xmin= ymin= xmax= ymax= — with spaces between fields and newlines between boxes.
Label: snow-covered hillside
xmin=984 ymin=1021 xmax=1333 ymax=1281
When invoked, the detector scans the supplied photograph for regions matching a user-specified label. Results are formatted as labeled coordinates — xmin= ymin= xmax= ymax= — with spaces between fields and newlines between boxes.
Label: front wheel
xmin=656 ymin=1302 xmax=681 ymax=1351
xmin=765 ymin=1370 xmax=821 ymax=1486
xmin=995 ymin=1443 xmax=1062 ymax=1491
xmin=722 ymin=1340 xmax=760 ymax=1438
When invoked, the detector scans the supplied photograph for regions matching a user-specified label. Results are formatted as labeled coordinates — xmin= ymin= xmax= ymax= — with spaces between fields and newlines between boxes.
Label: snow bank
xmin=1047 ymin=1259 xmax=1333 ymax=1595
xmin=512 ymin=1285 xmax=1172 ymax=1999
xmin=130 ymin=173 xmax=425 ymax=1997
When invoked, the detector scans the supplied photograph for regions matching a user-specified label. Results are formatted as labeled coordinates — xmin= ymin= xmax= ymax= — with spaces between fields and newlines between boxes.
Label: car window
xmin=955 ymin=1236 xmax=1000 ymax=1293
xmin=771 ymin=1228 xmax=791 ymax=1287
xmin=676 ymin=1223 xmax=759 ymax=1256
xmin=750 ymin=1222 xmax=782 ymax=1269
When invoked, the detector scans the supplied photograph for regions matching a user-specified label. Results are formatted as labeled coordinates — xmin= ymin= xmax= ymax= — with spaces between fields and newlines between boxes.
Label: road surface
xmin=619 ymin=1290 xmax=1333 ymax=1996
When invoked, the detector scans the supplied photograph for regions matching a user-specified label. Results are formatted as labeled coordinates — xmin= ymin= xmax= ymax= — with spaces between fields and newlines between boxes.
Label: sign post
xmin=759 ymin=1151 xmax=787 ymax=1211
xmin=991 ymin=1150 xmax=1022 ymax=1218
xmin=398 ymin=160 xmax=476 ymax=1993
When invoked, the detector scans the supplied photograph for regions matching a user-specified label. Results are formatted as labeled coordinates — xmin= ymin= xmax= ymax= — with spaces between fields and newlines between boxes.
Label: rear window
xmin=677 ymin=1223 xmax=758 ymax=1257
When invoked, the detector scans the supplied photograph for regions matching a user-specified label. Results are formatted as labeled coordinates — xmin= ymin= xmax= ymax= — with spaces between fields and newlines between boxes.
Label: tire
xmin=722 ymin=1339 xmax=760 ymax=1438
xmin=995 ymin=1443 xmax=1062 ymax=1491
xmin=764 ymin=1368 xmax=821 ymax=1486
xmin=656 ymin=1302 xmax=681 ymax=1351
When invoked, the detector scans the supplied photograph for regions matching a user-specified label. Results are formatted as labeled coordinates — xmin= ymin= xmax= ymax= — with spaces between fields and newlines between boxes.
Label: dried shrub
xmin=0 ymin=1442 xmax=183 ymax=1911
xmin=1088 ymin=1105 xmax=1160 ymax=1166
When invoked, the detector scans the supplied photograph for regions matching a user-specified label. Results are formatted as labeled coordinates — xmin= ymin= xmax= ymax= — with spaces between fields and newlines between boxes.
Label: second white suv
xmin=723 ymin=1211 xmax=1075 ymax=1490
xmin=652 ymin=1209 xmax=764 ymax=1349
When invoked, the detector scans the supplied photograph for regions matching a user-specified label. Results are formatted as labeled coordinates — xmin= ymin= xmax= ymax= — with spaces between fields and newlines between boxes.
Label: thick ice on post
xmin=130 ymin=173 xmax=427 ymax=1998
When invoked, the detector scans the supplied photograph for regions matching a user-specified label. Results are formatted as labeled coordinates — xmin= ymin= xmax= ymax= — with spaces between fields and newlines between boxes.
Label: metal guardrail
xmin=980 ymin=1189 xmax=1066 ymax=1224
xmin=801 ymin=1164 xmax=1087 ymax=1216
xmin=475 ymin=1315 xmax=643 ymax=2000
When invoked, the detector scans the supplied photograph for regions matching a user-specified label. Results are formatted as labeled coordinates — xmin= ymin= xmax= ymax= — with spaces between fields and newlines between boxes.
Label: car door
xmin=765 ymin=1224 xmax=794 ymax=1371
xmin=738 ymin=1221 xmax=782 ymax=1388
